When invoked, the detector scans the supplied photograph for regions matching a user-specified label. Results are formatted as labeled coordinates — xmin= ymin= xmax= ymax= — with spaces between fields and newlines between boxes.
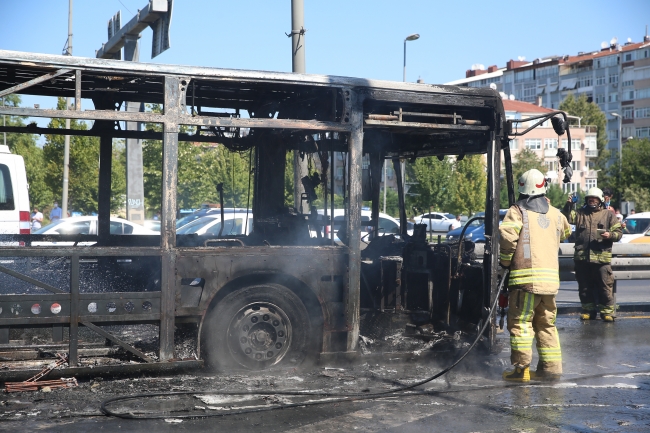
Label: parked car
xmin=144 ymin=220 xmax=161 ymax=232
xmin=176 ymin=208 xmax=250 ymax=229
xmin=177 ymin=212 xmax=254 ymax=236
xmin=317 ymin=209 xmax=401 ymax=243
xmin=413 ymin=212 xmax=456 ymax=233
xmin=447 ymin=210 xmax=508 ymax=243
xmin=446 ymin=218 xmax=484 ymax=242
xmin=0 ymin=145 xmax=30 ymax=238
xmin=620 ymin=212 xmax=650 ymax=243
xmin=32 ymin=216 xmax=157 ymax=246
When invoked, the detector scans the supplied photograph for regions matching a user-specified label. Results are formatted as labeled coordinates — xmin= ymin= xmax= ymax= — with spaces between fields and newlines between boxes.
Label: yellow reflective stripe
xmin=500 ymin=253 xmax=513 ymax=261
xmin=610 ymin=223 xmax=621 ymax=231
xmin=521 ymin=292 xmax=534 ymax=338
xmin=509 ymin=268 xmax=558 ymax=277
xmin=501 ymin=222 xmax=522 ymax=233
xmin=510 ymin=277 xmax=560 ymax=285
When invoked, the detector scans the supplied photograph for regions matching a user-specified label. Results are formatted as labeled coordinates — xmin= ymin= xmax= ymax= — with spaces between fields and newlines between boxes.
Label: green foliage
xmin=613 ymin=138 xmax=650 ymax=212
xmin=41 ymin=98 xmax=125 ymax=215
xmin=559 ymin=93 xmax=610 ymax=182
xmin=407 ymin=156 xmax=454 ymax=215
xmin=449 ymin=155 xmax=486 ymax=216
xmin=1 ymin=95 xmax=52 ymax=210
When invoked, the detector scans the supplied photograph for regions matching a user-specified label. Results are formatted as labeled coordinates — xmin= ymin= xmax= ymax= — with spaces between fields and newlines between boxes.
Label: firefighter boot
xmin=503 ymin=365 xmax=530 ymax=382
xmin=580 ymin=311 xmax=597 ymax=320
xmin=530 ymin=370 xmax=561 ymax=382
xmin=601 ymin=313 xmax=615 ymax=322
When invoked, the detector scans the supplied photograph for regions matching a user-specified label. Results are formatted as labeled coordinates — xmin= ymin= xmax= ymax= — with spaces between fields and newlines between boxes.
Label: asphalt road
xmin=2 ymin=312 xmax=649 ymax=432
xmin=557 ymin=279 xmax=650 ymax=307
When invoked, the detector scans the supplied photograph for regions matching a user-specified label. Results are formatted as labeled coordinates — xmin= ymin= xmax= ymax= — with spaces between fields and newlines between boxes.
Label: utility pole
xmin=290 ymin=0 xmax=308 ymax=212
xmin=62 ymin=0 xmax=73 ymax=218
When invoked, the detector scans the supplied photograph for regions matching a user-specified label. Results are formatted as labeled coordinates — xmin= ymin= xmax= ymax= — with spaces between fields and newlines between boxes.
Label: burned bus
xmin=0 ymin=50 xmax=572 ymax=377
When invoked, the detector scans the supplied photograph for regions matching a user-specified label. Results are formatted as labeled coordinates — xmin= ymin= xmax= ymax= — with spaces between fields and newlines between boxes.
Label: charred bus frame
xmin=0 ymin=50 xmax=554 ymax=377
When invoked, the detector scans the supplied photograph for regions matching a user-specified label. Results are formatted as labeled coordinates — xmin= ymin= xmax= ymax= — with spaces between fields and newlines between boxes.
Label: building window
xmin=595 ymin=94 xmax=605 ymax=104
xmin=621 ymin=80 xmax=634 ymax=87
xmin=609 ymin=73 xmax=619 ymax=84
xmin=562 ymin=183 xmax=580 ymax=193
xmin=362 ymin=155 xmax=370 ymax=170
xmin=636 ymin=88 xmax=650 ymax=100
xmin=544 ymin=138 xmax=558 ymax=149
xmin=577 ymin=77 xmax=592 ymax=88
xmin=561 ymin=139 xmax=582 ymax=150
xmin=523 ymin=83 xmax=536 ymax=101
xmin=608 ymin=93 xmax=618 ymax=102
xmin=571 ymin=161 xmax=581 ymax=171
xmin=624 ymin=52 xmax=634 ymax=62
xmin=586 ymin=178 xmax=598 ymax=189
xmin=509 ymin=139 xmax=518 ymax=150
xmin=635 ymin=107 xmax=650 ymax=119
xmin=596 ymin=76 xmax=606 ymax=86
xmin=525 ymin=139 xmax=542 ymax=150
xmin=545 ymin=160 xmax=558 ymax=172
xmin=624 ymin=107 xmax=634 ymax=119
xmin=637 ymin=127 xmax=650 ymax=138
xmin=622 ymin=126 xmax=634 ymax=138
xmin=622 ymin=90 xmax=635 ymax=101
xmin=515 ymin=69 xmax=534 ymax=83
xmin=608 ymin=129 xmax=619 ymax=140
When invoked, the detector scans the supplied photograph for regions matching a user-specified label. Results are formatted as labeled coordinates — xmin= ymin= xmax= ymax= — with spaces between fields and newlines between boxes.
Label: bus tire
xmin=203 ymin=283 xmax=311 ymax=371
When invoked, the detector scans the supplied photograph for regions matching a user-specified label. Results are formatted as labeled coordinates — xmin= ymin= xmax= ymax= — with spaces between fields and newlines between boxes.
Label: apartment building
xmin=503 ymin=99 xmax=598 ymax=192
xmin=447 ymin=33 xmax=650 ymax=166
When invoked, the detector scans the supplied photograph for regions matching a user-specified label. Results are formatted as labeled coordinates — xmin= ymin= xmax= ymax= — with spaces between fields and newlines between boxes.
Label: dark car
xmin=446 ymin=210 xmax=508 ymax=243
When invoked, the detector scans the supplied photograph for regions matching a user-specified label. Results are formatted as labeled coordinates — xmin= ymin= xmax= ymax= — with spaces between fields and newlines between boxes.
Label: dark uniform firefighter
xmin=500 ymin=169 xmax=571 ymax=382
xmin=562 ymin=187 xmax=622 ymax=322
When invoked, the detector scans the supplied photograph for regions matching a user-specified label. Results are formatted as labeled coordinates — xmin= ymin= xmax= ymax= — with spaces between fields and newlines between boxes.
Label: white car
xmin=620 ymin=212 xmax=650 ymax=243
xmin=32 ymin=216 xmax=157 ymax=246
xmin=414 ymin=212 xmax=456 ymax=233
xmin=176 ymin=212 xmax=254 ymax=236
xmin=316 ymin=209 xmax=401 ymax=243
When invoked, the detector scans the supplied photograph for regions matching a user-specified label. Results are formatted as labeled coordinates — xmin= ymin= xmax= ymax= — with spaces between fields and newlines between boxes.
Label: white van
xmin=0 ymin=145 xmax=30 ymax=236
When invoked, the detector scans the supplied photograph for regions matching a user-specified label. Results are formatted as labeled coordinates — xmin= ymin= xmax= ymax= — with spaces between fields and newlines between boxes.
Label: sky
xmin=0 ymin=0 xmax=649 ymax=108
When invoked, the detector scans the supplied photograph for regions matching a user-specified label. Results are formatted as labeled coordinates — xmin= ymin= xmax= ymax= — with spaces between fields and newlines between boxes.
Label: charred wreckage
xmin=0 ymin=50 xmax=573 ymax=380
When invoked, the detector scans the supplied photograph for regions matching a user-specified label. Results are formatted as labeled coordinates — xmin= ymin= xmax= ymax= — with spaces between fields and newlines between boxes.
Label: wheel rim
xmin=227 ymin=302 xmax=292 ymax=367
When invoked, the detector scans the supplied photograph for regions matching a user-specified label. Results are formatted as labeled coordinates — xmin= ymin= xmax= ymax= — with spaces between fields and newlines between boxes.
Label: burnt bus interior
xmin=0 ymin=50 xmax=510 ymax=376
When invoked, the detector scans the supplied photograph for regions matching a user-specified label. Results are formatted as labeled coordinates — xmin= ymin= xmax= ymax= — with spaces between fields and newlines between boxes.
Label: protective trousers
xmin=507 ymin=289 xmax=562 ymax=374
xmin=574 ymin=261 xmax=615 ymax=315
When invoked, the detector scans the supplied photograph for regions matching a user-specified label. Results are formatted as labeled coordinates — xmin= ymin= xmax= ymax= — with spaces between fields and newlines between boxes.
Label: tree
xmin=449 ymin=155 xmax=486 ymax=216
xmin=1 ymin=95 xmax=51 ymax=210
xmin=42 ymin=98 xmax=126 ymax=215
xmin=616 ymin=138 xmax=650 ymax=212
xmin=559 ymin=93 xmax=610 ymax=182
xmin=407 ymin=156 xmax=454 ymax=215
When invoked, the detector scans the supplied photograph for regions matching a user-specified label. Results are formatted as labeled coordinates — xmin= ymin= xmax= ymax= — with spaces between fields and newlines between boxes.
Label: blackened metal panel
xmin=345 ymin=89 xmax=364 ymax=351
xmin=69 ymin=254 xmax=79 ymax=366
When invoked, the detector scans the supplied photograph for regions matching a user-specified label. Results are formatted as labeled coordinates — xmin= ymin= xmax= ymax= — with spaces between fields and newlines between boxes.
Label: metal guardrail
xmin=473 ymin=243 xmax=650 ymax=281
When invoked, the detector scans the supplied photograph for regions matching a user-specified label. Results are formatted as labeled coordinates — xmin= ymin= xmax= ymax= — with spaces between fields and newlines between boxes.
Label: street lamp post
xmin=385 ymin=33 xmax=420 ymax=214
xmin=611 ymin=112 xmax=622 ymax=206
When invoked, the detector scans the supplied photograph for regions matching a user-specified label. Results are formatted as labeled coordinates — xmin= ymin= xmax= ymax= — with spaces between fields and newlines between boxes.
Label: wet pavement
xmin=1 ymin=312 xmax=649 ymax=432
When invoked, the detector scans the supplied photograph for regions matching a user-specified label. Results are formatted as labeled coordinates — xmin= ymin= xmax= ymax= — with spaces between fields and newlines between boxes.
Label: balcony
xmin=585 ymin=149 xmax=598 ymax=158
xmin=585 ymin=170 xmax=599 ymax=178
xmin=544 ymin=148 xmax=558 ymax=158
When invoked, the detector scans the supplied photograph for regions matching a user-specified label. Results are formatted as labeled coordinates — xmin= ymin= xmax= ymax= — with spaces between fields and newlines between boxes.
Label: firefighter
xmin=500 ymin=169 xmax=571 ymax=382
xmin=562 ymin=187 xmax=622 ymax=322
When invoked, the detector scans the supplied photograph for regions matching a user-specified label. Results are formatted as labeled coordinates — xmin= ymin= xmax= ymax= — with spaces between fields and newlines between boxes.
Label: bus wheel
xmin=203 ymin=284 xmax=311 ymax=371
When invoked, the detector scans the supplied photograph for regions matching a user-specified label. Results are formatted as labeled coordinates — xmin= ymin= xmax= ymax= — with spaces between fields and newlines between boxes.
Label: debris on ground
xmin=4 ymin=354 xmax=78 ymax=393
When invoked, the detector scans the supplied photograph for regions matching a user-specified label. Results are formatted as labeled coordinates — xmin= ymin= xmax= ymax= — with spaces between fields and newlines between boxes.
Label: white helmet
xmin=518 ymin=169 xmax=548 ymax=196
xmin=585 ymin=187 xmax=604 ymax=203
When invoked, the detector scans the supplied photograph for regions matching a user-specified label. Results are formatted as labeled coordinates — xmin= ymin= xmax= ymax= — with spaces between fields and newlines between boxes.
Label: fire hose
xmin=101 ymin=271 xmax=510 ymax=419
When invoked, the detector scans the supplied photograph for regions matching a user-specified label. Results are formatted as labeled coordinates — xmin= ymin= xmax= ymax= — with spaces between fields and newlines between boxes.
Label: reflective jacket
xmin=499 ymin=204 xmax=571 ymax=295
xmin=562 ymin=203 xmax=622 ymax=263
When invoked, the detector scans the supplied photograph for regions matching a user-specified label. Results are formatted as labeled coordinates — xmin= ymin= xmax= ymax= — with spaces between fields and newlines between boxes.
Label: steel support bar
xmin=345 ymin=90 xmax=364 ymax=352
xmin=364 ymin=119 xmax=489 ymax=131
xmin=0 ymin=246 xmax=161 ymax=257
xmin=0 ymin=69 xmax=73 ymax=98
xmin=159 ymin=76 xmax=183 ymax=361
xmin=0 ymin=107 xmax=352 ymax=132
xmin=69 ymin=254 xmax=79 ymax=366
xmin=485 ymin=133 xmax=501 ymax=352
xmin=80 ymin=321 xmax=153 ymax=362
xmin=74 ymin=69 xmax=81 ymax=110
